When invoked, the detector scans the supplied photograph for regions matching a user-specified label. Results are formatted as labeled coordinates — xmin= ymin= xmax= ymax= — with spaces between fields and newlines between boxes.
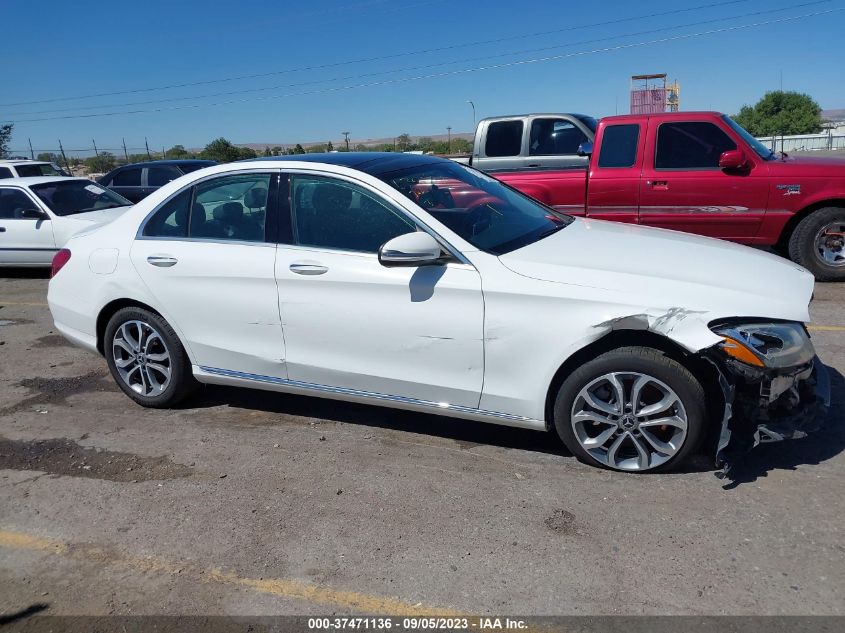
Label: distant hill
xmin=227 ymin=131 xmax=474 ymax=152
xmin=822 ymin=109 xmax=845 ymax=122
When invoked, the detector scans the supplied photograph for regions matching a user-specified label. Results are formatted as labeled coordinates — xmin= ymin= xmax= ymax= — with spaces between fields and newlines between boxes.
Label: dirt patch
xmin=0 ymin=371 xmax=113 ymax=416
xmin=0 ymin=318 xmax=35 ymax=327
xmin=33 ymin=334 xmax=72 ymax=349
xmin=544 ymin=509 xmax=578 ymax=535
xmin=0 ymin=436 xmax=193 ymax=482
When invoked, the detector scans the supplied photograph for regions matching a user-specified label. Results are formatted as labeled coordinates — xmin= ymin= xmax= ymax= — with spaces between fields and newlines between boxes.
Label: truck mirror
xmin=719 ymin=149 xmax=749 ymax=170
xmin=577 ymin=141 xmax=594 ymax=157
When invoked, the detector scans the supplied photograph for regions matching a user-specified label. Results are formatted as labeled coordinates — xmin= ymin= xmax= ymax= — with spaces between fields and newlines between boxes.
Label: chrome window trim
xmin=283 ymin=167 xmax=472 ymax=266
xmin=135 ymin=168 xmax=281 ymax=240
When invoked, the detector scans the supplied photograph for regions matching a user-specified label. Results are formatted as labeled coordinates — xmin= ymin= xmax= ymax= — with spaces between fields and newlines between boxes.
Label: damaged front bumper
xmin=709 ymin=354 xmax=831 ymax=479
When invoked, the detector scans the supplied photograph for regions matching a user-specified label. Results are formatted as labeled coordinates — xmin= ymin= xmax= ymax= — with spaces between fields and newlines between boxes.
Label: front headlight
xmin=711 ymin=322 xmax=815 ymax=369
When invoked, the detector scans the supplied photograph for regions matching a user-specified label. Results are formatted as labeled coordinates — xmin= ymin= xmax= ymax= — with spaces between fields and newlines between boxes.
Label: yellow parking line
xmin=807 ymin=325 xmax=845 ymax=332
xmin=0 ymin=528 xmax=455 ymax=615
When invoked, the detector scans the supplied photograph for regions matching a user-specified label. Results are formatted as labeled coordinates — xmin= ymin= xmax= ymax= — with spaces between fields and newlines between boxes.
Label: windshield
xmin=378 ymin=161 xmax=573 ymax=255
xmin=721 ymin=115 xmax=775 ymax=160
xmin=30 ymin=180 xmax=132 ymax=216
xmin=15 ymin=163 xmax=62 ymax=177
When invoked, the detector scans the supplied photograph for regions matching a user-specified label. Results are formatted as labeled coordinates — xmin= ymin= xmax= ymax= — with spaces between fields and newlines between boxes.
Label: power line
xmin=5 ymin=1 xmax=827 ymax=118
xmin=0 ymin=0 xmax=754 ymax=108
xmin=8 ymin=8 xmax=840 ymax=125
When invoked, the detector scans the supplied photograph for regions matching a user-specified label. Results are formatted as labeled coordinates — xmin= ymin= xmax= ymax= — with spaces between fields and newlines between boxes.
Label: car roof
xmin=0 ymin=159 xmax=55 ymax=165
xmin=112 ymin=159 xmax=216 ymax=169
xmin=250 ymin=152 xmax=450 ymax=176
xmin=0 ymin=176 xmax=91 ymax=187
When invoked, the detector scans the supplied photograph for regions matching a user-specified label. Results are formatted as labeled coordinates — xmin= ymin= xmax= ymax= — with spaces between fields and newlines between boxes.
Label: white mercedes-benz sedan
xmin=0 ymin=177 xmax=133 ymax=266
xmin=47 ymin=154 xmax=830 ymax=476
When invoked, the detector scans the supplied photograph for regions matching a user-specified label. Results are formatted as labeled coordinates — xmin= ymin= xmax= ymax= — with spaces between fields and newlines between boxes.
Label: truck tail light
xmin=51 ymin=249 xmax=72 ymax=277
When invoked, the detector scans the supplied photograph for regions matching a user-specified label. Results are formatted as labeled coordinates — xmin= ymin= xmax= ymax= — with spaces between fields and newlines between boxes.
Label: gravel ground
xmin=1 ymin=269 xmax=843 ymax=618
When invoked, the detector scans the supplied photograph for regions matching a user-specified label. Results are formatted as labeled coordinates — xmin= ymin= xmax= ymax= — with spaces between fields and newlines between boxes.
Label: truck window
xmin=598 ymin=124 xmax=640 ymax=168
xmin=529 ymin=119 xmax=588 ymax=156
xmin=655 ymin=121 xmax=736 ymax=170
xmin=485 ymin=120 xmax=523 ymax=157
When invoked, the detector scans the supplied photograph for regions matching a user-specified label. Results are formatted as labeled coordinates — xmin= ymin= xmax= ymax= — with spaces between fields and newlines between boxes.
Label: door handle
xmin=647 ymin=180 xmax=669 ymax=190
xmin=0 ymin=227 xmax=5 ymax=232
xmin=289 ymin=262 xmax=328 ymax=275
xmin=527 ymin=163 xmax=541 ymax=168
xmin=147 ymin=255 xmax=178 ymax=267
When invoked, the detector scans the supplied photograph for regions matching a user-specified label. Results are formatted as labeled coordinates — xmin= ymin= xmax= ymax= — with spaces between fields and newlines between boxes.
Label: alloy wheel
xmin=112 ymin=320 xmax=172 ymax=397
xmin=570 ymin=372 xmax=688 ymax=471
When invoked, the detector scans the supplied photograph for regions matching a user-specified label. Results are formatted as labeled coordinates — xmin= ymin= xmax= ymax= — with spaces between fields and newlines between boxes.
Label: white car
xmin=0 ymin=177 xmax=133 ymax=266
xmin=47 ymin=154 xmax=830 ymax=475
xmin=0 ymin=159 xmax=68 ymax=179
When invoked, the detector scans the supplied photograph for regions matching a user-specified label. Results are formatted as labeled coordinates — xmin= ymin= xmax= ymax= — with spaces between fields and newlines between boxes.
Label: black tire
xmin=787 ymin=207 xmax=845 ymax=281
xmin=553 ymin=346 xmax=706 ymax=473
xmin=104 ymin=306 xmax=197 ymax=408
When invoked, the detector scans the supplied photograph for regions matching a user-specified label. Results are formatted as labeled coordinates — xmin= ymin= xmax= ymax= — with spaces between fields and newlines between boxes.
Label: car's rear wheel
xmin=104 ymin=307 xmax=197 ymax=407
xmin=553 ymin=346 xmax=706 ymax=473
xmin=788 ymin=207 xmax=845 ymax=281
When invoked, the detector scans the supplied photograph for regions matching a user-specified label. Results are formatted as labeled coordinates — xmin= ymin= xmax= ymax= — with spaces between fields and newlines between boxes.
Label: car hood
xmin=498 ymin=218 xmax=814 ymax=325
xmin=61 ymin=206 xmax=132 ymax=226
xmin=766 ymin=154 xmax=845 ymax=178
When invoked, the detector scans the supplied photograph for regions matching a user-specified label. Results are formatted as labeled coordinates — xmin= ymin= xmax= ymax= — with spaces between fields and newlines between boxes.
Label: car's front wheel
xmin=104 ymin=307 xmax=197 ymax=408
xmin=553 ymin=346 xmax=706 ymax=473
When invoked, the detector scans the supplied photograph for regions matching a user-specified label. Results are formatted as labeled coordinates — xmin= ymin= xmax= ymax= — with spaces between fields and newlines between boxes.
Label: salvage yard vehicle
xmin=99 ymin=159 xmax=217 ymax=203
xmin=0 ymin=177 xmax=133 ymax=266
xmin=48 ymin=154 xmax=830 ymax=475
xmin=0 ymin=158 xmax=69 ymax=178
xmin=459 ymin=111 xmax=845 ymax=280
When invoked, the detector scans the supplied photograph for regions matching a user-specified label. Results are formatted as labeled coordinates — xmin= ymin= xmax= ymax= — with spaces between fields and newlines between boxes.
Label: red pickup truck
xmin=471 ymin=112 xmax=845 ymax=280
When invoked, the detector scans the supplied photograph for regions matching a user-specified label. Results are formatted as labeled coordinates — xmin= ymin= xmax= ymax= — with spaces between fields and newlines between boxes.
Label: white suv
xmin=0 ymin=159 xmax=68 ymax=179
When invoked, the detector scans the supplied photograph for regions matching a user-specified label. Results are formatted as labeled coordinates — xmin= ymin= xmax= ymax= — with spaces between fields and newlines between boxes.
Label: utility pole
xmin=28 ymin=138 xmax=34 ymax=159
xmin=144 ymin=137 xmax=152 ymax=160
xmin=92 ymin=139 xmax=99 ymax=157
xmin=58 ymin=139 xmax=71 ymax=174
xmin=122 ymin=138 xmax=129 ymax=162
xmin=447 ymin=126 xmax=452 ymax=153
xmin=342 ymin=131 xmax=350 ymax=151
xmin=466 ymin=101 xmax=475 ymax=129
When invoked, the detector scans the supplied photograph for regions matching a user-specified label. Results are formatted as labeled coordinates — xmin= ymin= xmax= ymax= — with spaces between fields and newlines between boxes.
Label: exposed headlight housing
xmin=711 ymin=322 xmax=815 ymax=369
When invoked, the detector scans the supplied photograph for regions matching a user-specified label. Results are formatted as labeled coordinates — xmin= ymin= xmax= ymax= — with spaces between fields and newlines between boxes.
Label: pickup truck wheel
xmin=788 ymin=207 xmax=845 ymax=281
xmin=553 ymin=347 xmax=705 ymax=473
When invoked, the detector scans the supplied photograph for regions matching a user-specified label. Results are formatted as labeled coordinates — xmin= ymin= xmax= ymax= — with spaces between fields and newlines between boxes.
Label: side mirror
xmin=719 ymin=149 xmax=749 ymax=170
xmin=378 ymin=232 xmax=443 ymax=267
xmin=576 ymin=141 xmax=594 ymax=157
xmin=21 ymin=208 xmax=48 ymax=220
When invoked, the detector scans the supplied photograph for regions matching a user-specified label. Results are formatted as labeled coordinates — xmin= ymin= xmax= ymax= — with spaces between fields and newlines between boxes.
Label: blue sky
xmin=3 ymin=0 xmax=844 ymax=154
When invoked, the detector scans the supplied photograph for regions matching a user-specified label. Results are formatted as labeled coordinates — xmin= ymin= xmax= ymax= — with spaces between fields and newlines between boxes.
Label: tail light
xmin=51 ymin=249 xmax=72 ymax=277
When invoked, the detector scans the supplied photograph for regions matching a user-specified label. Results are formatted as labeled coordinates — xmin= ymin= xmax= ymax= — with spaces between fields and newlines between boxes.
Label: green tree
xmin=396 ymin=133 xmax=412 ymax=152
xmin=293 ymin=144 xmax=305 ymax=154
xmin=165 ymin=144 xmax=190 ymax=159
xmin=271 ymin=146 xmax=283 ymax=156
xmin=237 ymin=146 xmax=258 ymax=159
xmin=199 ymin=138 xmax=243 ymax=162
xmin=84 ymin=151 xmax=116 ymax=174
xmin=451 ymin=138 xmax=472 ymax=153
xmin=326 ymin=140 xmax=334 ymax=152
xmin=734 ymin=91 xmax=824 ymax=136
xmin=354 ymin=143 xmax=368 ymax=151
xmin=0 ymin=123 xmax=12 ymax=159
xmin=263 ymin=146 xmax=272 ymax=157
xmin=37 ymin=152 xmax=61 ymax=163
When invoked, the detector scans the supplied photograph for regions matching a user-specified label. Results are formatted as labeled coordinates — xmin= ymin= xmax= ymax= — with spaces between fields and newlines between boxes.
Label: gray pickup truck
xmin=454 ymin=113 xmax=597 ymax=172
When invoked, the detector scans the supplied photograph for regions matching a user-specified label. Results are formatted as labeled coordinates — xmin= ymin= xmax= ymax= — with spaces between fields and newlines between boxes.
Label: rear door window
xmin=529 ymin=119 xmax=589 ymax=156
xmin=147 ymin=166 xmax=182 ymax=187
xmin=112 ymin=168 xmax=142 ymax=186
xmin=598 ymin=124 xmax=640 ymax=168
xmin=485 ymin=120 xmax=523 ymax=157
xmin=655 ymin=121 xmax=736 ymax=170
